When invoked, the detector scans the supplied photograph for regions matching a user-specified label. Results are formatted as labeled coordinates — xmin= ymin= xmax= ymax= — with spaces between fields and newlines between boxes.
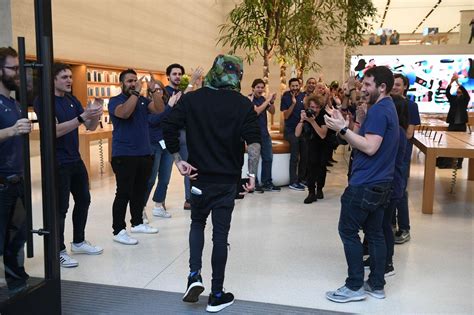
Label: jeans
xmin=144 ymin=143 xmax=173 ymax=205
xmin=260 ymin=133 xmax=273 ymax=186
xmin=188 ymin=181 xmax=236 ymax=294
xmin=111 ymin=155 xmax=153 ymax=235
xmin=0 ymin=179 xmax=28 ymax=291
xmin=339 ymin=182 xmax=392 ymax=290
xmin=284 ymin=130 xmax=304 ymax=184
xmin=306 ymin=140 xmax=329 ymax=191
xmin=393 ymin=147 xmax=411 ymax=231
xmin=57 ymin=160 xmax=91 ymax=251
xmin=179 ymin=130 xmax=191 ymax=203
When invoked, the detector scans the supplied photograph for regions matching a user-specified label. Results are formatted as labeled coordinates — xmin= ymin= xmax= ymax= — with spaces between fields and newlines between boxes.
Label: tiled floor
xmin=24 ymin=141 xmax=473 ymax=314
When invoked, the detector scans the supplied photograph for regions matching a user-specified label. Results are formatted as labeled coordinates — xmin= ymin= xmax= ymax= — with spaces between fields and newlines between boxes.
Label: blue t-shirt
xmin=0 ymin=95 xmax=23 ymax=177
xmin=349 ymin=96 xmax=400 ymax=186
xmin=108 ymin=93 xmax=152 ymax=157
xmin=148 ymin=105 xmax=172 ymax=144
xmin=253 ymin=96 xmax=270 ymax=136
xmin=392 ymin=127 xmax=407 ymax=200
xmin=34 ymin=94 xmax=84 ymax=165
xmin=280 ymin=91 xmax=305 ymax=133
xmin=165 ymin=85 xmax=180 ymax=96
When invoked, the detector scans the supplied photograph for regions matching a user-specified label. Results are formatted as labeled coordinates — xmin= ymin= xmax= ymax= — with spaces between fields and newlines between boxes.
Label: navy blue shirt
xmin=148 ymin=105 xmax=172 ymax=144
xmin=280 ymin=91 xmax=305 ymax=133
xmin=108 ymin=93 xmax=152 ymax=157
xmin=34 ymin=94 xmax=84 ymax=165
xmin=392 ymin=127 xmax=407 ymax=200
xmin=408 ymin=100 xmax=421 ymax=129
xmin=165 ymin=86 xmax=180 ymax=97
xmin=349 ymin=96 xmax=399 ymax=186
xmin=253 ymin=96 xmax=270 ymax=136
xmin=0 ymin=95 xmax=23 ymax=177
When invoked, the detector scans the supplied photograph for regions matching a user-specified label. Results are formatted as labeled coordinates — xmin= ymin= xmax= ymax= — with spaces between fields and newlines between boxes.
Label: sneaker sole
xmin=113 ymin=238 xmax=138 ymax=245
xmin=206 ymin=300 xmax=235 ymax=312
xmin=130 ymin=230 xmax=159 ymax=234
xmin=153 ymin=214 xmax=172 ymax=218
xmin=365 ymin=291 xmax=385 ymax=299
xmin=182 ymin=282 xmax=205 ymax=303
xmin=71 ymin=249 xmax=104 ymax=255
xmin=326 ymin=293 xmax=366 ymax=303
xmin=384 ymin=270 xmax=396 ymax=277
xmin=289 ymin=187 xmax=305 ymax=191
xmin=394 ymin=237 xmax=410 ymax=244
xmin=60 ymin=263 xmax=78 ymax=268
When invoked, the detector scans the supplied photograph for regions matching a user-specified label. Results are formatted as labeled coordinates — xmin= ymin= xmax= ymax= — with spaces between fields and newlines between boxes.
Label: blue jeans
xmin=284 ymin=130 xmax=304 ymax=184
xmin=188 ymin=181 xmax=236 ymax=294
xmin=179 ymin=130 xmax=191 ymax=203
xmin=0 ymin=178 xmax=28 ymax=291
xmin=393 ymin=143 xmax=412 ymax=231
xmin=145 ymin=143 xmax=173 ymax=204
xmin=260 ymin=133 xmax=273 ymax=186
xmin=339 ymin=182 xmax=391 ymax=290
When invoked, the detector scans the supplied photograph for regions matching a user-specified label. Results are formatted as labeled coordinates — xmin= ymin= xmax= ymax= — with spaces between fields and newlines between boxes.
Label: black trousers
xmin=57 ymin=160 xmax=91 ymax=251
xmin=0 ymin=179 xmax=28 ymax=291
xmin=188 ymin=181 xmax=236 ymax=294
xmin=307 ymin=140 xmax=329 ymax=191
xmin=437 ymin=123 xmax=466 ymax=168
xmin=111 ymin=156 xmax=153 ymax=235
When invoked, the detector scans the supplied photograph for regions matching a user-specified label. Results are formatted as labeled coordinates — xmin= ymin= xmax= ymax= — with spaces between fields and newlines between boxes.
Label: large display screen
xmin=351 ymin=55 xmax=474 ymax=113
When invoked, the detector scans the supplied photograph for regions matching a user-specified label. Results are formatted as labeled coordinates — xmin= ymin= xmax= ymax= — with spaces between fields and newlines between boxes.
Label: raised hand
xmin=291 ymin=92 xmax=297 ymax=105
xmin=145 ymin=72 xmax=157 ymax=91
xmin=190 ymin=67 xmax=204 ymax=85
xmin=269 ymin=92 xmax=277 ymax=103
xmin=168 ymin=91 xmax=182 ymax=107
xmin=135 ymin=76 xmax=144 ymax=93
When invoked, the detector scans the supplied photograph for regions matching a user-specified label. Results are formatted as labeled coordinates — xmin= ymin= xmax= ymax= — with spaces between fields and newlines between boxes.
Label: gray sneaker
xmin=363 ymin=281 xmax=385 ymax=299
xmin=326 ymin=285 xmax=367 ymax=303
xmin=394 ymin=230 xmax=410 ymax=244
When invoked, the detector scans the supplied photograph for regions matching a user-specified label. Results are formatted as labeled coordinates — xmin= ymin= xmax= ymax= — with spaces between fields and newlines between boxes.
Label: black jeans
xmin=306 ymin=140 xmax=329 ymax=191
xmin=339 ymin=183 xmax=392 ymax=290
xmin=188 ymin=181 xmax=236 ymax=294
xmin=0 ymin=178 xmax=28 ymax=291
xmin=111 ymin=156 xmax=153 ymax=235
xmin=284 ymin=131 xmax=304 ymax=184
xmin=57 ymin=160 xmax=91 ymax=251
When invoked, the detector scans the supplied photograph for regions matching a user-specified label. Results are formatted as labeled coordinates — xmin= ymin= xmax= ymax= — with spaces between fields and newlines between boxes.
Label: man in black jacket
xmin=163 ymin=55 xmax=261 ymax=313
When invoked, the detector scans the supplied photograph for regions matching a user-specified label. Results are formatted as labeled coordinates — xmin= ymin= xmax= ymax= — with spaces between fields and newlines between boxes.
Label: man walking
xmin=163 ymin=55 xmax=261 ymax=313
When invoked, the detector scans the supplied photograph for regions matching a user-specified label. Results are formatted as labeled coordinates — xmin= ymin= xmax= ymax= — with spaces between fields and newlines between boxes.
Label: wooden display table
xmin=419 ymin=118 xmax=449 ymax=131
xmin=31 ymin=123 xmax=113 ymax=176
xmin=412 ymin=131 xmax=474 ymax=214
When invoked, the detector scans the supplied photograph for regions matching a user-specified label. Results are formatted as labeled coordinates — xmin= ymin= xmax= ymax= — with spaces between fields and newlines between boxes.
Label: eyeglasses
xmin=2 ymin=65 xmax=20 ymax=72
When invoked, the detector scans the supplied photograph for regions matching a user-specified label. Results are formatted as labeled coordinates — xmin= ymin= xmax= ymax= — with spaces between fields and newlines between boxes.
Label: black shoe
xmin=304 ymin=193 xmax=317 ymax=204
xmin=363 ymin=257 xmax=370 ymax=269
xmin=206 ymin=291 xmax=235 ymax=313
xmin=385 ymin=264 xmax=395 ymax=277
xmin=255 ymin=185 xmax=265 ymax=193
xmin=316 ymin=189 xmax=324 ymax=199
xmin=262 ymin=184 xmax=281 ymax=192
xmin=182 ymin=273 xmax=205 ymax=303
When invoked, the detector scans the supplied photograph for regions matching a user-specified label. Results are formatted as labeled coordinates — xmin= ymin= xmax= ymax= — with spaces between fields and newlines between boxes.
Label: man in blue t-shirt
xmin=108 ymin=69 xmax=165 ymax=245
xmin=391 ymin=73 xmax=421 ymax=244
xmin=249 ymin=78 xmax=280 ymax=191
xmin=0 ymin=47 xmax=32 ymax=295
xmin=34 ymin=63 xmax=104 ymax=268
xmin=325 ymin=66 xmax=399 ymax=303
xmin=164 ymin=63 xmax=204 ymax=211
xmin=280 ymin=78 xmax=306 ymax=190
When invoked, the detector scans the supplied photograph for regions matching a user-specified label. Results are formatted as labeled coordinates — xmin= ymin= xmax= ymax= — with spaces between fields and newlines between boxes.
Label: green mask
xmin=203 ymin=54 xmax=243 ymax=92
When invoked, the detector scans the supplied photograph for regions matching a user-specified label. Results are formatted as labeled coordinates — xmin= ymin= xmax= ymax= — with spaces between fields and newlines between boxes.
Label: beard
xmin=1 ymin=74 xmax=19 ymax=92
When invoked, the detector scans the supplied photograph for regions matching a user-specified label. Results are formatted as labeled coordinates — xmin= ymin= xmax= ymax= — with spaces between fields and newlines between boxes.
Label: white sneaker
xmin=113 ymin=229 xmax=138 ymax=245
xmin=143 ymin=210 xmax=150 ymax=224
xmin=152 ymin=205 xmax=171 ymax=218
xmin=59 ymin=250 xmax=79 ymax=268
xmin=71 ymin=241 xmax=103 ymax=255
xmin=130 ymin=224 xmax=159 ymax=234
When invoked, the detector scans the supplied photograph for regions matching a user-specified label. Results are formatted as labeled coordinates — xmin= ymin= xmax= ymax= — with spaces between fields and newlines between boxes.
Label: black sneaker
xmin=262 ymin=184 xmax=281 ymax=192
xmin=363 ymin=257 xmax=370 ymax=270
xmin=316 ymin=189 xmax=324 ymax=199
xmin=385 ymin=264 xmax=395 ymax=277
xmin=206 ymin=291 xmax=235 ymax=313
xmin=182 ymin=274 xmax=205 ymax=303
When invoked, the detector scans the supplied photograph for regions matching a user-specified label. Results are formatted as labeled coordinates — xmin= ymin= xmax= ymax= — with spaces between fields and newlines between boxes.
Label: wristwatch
xmin=339 ymin=126 xmax=348 ymax=135
xmin=77 ymin=115 xmax=85 ymax=124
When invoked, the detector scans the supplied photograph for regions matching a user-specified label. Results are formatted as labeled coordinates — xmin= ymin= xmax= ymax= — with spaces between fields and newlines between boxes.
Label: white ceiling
xmin=371 ymin=0 xmax=474 ymax=34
